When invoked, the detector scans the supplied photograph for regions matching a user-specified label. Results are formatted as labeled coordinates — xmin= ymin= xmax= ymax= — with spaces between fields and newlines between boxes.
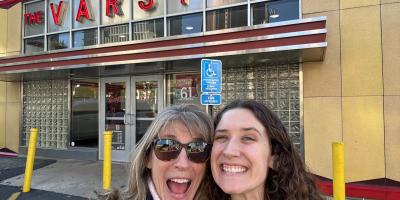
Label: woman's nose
xmin=174 ymin=148 xmax=190 ymax=169
xmin=222 ymin=138 xmax=240 ymax=158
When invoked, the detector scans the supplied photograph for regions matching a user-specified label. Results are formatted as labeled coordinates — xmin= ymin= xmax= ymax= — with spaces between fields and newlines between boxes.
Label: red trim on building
xmin=316 ymin=179 xmax=400 ymax=200
xmin=0 ymin=18 xmax=326 ymax=73
xmin=0 ymin=0 xmax=22 ymax=9
xmin=0 ymin=21 xmax=325 ymax=64
xmin=0 ymin=34 xmax=326 ymax=72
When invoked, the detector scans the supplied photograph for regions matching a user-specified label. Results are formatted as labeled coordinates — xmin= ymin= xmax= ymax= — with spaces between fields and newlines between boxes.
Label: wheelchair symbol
xmin=205 ymin=63 xmax=217 ymax=77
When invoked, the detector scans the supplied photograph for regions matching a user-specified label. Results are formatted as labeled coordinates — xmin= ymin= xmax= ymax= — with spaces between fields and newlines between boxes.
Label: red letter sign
xmin=181 ymin=0 xmax=188 ymax=5
xmin=50 ymin=1 xmax=68 ymax=25
xmin=76 ymin=0 xmax=92 ymax=22
xmin=24 ymin=11 xmax=43 ymax=25
xmin=138 ymin=0 xmax=154 ymax=10
xmin=106 ymin=0 xmax=123 ymax=17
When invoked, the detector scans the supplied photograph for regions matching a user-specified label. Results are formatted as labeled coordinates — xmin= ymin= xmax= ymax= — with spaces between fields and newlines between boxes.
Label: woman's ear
xmin=268 ymin=155 xmax=276 ymax=169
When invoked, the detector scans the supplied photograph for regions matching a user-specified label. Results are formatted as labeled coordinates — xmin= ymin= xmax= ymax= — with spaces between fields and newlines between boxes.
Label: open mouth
xmin=220 ymin=164 xmax=248 ymax=174
xmin=167 ymin=178 xmax=191 ymax=195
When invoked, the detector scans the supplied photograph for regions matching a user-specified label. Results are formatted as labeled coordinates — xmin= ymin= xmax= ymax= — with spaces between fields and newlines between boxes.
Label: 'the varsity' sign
xmin=24 ymin=0 xmax=190 ymax=26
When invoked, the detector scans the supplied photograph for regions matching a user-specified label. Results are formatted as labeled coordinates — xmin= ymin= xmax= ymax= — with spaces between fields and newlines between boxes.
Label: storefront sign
xmin=138 ymin=0 xmax=154 ymax=10
xmin=106 ymin=0 xmax=123 ymax=17
xmin=50 ymin=1 xmax=67 ymax=25
xmin=76 ymin=0 xmax=92 ymax=22
xmin=175 ymin=74 xmax=199 ymax=103
xmin=24 ymin=0 xmax=192 ymax=27
xmin=180 ymin=0 xmax=188 ymax=5
xmin=24 ymin=11 xmax=43 ymax=25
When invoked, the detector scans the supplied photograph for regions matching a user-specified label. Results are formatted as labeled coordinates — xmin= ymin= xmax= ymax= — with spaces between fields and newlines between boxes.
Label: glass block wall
xmin=22 ymin=80 xmax=69 ymax=149
xmin=213 ymin=64 xmax=301 ymax=150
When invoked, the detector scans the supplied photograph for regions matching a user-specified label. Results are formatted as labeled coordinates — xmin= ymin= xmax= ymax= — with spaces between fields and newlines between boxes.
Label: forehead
xmin=217 ymin=108 xmax=265 ymax=131
xmin=159 ymin=121 xmax=202 ymax=140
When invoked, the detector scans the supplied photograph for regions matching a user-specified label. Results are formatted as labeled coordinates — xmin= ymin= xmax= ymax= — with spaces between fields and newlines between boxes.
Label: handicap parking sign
xmin=201 ymin=59 xmax=222 ymax=93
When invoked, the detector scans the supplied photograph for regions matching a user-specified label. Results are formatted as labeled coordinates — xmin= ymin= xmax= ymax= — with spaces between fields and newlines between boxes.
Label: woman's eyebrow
xmin=241 ymin=127 xmax=262 ymax=135
xmin=215 ymin=129 xmax=228 ymax=133
xmin=161 ymin=134 xmax=177 ymax=139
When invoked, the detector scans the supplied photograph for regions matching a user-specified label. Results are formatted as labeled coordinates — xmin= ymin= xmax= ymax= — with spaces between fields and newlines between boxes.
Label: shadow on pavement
xmin=0 ymin=185 xmax=88 ymax=200
xmin=0 ymin=156 xmax=56 ymax=182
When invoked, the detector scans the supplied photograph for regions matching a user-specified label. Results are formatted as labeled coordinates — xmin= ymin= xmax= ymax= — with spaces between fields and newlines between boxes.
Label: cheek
xmin=252 ymin=146 xmax=271 ymax=175
xmin=211 ymin=142 xmax=224 ymax=157
xmin=194 ymin=163 xmax=206 ymax=177
xmin=149 ymin=156 xmax=167 ymax=184
xmin=210 ymin=144 xmax=222 ymax=167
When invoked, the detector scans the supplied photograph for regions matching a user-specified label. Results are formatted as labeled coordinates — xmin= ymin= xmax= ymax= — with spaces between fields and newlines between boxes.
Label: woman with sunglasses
xmin=210 ymin=100 xmax=322 ymax=200
xmin=100 ymin=104 xmax=213 ymax=200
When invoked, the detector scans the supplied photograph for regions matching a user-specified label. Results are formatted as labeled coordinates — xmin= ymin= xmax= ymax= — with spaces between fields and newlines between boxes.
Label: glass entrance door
xmin=100 ymin=75 xmax=163 ymax=162
xmin=132 ymin=76 xmax=163 ymax=145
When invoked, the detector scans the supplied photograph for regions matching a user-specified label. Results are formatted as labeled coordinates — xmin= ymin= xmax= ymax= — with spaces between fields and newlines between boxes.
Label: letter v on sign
xmin=50 ymin=1 xmax=67 ymax=26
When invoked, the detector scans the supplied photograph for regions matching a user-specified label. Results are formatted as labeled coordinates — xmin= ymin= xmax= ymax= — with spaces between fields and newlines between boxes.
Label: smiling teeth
xmin=170 ymin=178 xmax=190 ymax=183
xmin=222 ymin=165 xmax=247 ymax=173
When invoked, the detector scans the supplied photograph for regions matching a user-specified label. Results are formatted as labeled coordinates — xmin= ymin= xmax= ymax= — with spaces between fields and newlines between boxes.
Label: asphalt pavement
xmin=0 ymin=184 xmax=87 ymax=200
xmin=0 ymin=156 xmax=128 ymax=200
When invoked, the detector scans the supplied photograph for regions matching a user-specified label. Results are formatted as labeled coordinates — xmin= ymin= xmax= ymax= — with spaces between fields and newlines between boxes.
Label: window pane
xmin=24 ymin=37 xmax=44 ymax=54
xmin=252 ymin=0 xmax=299 ymax=25
xmin=48 ymin=33 xmax=70 ymax=50
xmin=168 ymin=13 xmax=202 ymax=36
xmin=73 ymin=29 xmax=98 ymax=47
xmin=73 ymin=0 xmax=99 ymax=29
xmin=167 ymin=0 xmax=203 ymax=14
xmin=24 ymin=1 xmax=45 ymax=36
xmin=71 ymin=80 xmax=99 ymax=147
xmin=167 ymin=73 xmax=203 ymax=109
xmin=207 ymin=0 xmax=246 ymax=8
xmin=133 ymin=0 xmax=164 ymax=20
xmin=47 ymin=0 xmax=70 ymax=33
xmin=206 ymin=6 xmax=247 ymax=31
xmin=133 ymin=18 xmax=164 ymax=40
xmin=101 ymin=24 xmax=129 ymax=44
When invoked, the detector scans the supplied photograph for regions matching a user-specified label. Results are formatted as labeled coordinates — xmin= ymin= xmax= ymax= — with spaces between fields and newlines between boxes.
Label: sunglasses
xmin=152 ymin=139 xmax=212 ymax=163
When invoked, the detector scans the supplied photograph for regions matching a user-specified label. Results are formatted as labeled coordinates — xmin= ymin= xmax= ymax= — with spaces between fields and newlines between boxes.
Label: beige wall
xmin=0 ymin=3 xmax=22 ymax=152
xmin=0 ymin=82 xmax=6 ymax=147
xmin=303 ymin=0 xmax=400 ymax=182
xmin=382 ymin=3 xmax=400 ymax=182
xmin=0 ymin=81 xmax=21 ymax=152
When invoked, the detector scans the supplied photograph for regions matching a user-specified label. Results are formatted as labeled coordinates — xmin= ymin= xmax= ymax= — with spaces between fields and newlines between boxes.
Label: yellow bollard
xmin=103 ymin=131 xmax=112 ymax=190
xmin=332 ymin=142 xmax=345 ymax=200
xmin=23 ymin=128 xmax=39 ymax=193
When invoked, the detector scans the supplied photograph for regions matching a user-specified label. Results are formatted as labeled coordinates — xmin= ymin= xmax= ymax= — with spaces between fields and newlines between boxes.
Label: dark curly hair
xmin=209 ymin=100 xmax=323 ymax=200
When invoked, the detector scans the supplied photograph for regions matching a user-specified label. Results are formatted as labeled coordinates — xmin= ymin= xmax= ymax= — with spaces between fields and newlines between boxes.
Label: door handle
xmin=123 ymin=113 xmax=127 ymax=125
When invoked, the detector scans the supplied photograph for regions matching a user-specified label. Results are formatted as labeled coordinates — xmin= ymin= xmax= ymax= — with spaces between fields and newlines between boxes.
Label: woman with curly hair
xmin=210 ymin=100 xmax=322 ymax=200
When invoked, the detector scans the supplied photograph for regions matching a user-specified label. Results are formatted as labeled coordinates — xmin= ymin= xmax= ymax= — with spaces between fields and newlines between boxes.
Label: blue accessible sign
xmin=200 ymin=93 xmax=221 ymax=105
xmin=201 ymin=59 xmax=222 ymax=93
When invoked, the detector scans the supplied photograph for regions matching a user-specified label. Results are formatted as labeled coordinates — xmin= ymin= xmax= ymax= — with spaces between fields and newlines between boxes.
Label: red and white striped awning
xmin=0 ymin=0 xmax=22 ymax=9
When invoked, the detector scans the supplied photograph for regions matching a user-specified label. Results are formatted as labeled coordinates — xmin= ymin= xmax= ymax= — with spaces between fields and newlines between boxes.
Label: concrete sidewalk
xmin=0 ymin=158 xmax=129 ymax=199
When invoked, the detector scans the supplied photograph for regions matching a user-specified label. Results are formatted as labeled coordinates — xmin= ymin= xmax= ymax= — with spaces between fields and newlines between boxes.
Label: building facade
xmin=0 ymin=0 xmax=399 ymax=199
